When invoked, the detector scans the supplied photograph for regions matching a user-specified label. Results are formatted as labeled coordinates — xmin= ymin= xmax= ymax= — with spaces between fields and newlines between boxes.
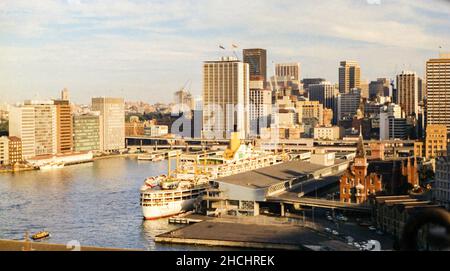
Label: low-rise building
xmin=8 ymin=136 xmax=23 ymax=165
xmin=314 ymin=126 xmax=343 ymax=140
xmin=434 ymin=146 xmax=450 ymax=210
xmin=372 ymin=195 xmax=439 ymax=247
xmin=144 ymin=125 xmax=169 ymax=137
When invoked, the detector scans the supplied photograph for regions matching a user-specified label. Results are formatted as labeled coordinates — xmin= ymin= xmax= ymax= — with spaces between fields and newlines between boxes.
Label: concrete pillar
xmin=254 ymin=201 xmax=260 ymax=216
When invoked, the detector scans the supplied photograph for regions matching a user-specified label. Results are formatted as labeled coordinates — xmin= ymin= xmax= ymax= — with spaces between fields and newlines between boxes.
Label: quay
xmin=156 ymin=217 xmax=357 ymax=251
xmin=0 ymin=239 xmax=138 ymax=251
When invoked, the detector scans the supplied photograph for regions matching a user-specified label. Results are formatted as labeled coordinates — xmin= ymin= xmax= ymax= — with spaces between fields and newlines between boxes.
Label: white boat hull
xmin=142 ymin=199 xmax=195 ymax=220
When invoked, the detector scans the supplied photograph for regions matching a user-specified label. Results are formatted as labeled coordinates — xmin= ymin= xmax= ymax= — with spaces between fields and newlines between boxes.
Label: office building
xmin=426 ymin=54 xmax=450 ymax=133
xmin=8 ymin=105 xmax=35 ymax=159
xmin=425 ymin=124 xmax=448 ymax=159
xmin=92 ymin=97 xmax=125 ymax=152
xmin=379 ymin=104 xmax=410 ymax=140
xmin=296 ymin=100 xmax=324 ymax=126
xmin=202 ymin=57 xmax=249 ymax=139
xmin=308 ymin=81 xmax=338 ymax=109
xmin=336 ymin=89 xmax=361 ymax=121
xmin=435 ymin=146 xmax=450 ymax=210
xmin=54 ymin=94 xmax=73 ymax=153
xmin=369 ymin=78 xmax=390 ymax=100
xmin=339 ymin=61 xmax=361 ymax=93
xmin=397 ymin=71 xmax=420 ymax=118
xmin=243 ymin=48 xmax=267 ymax=82
xmin=73 ymin=113 xmax=102 ymax=152
xmin=275 ymin=62 xmax=301 ymax=82
xmin=249 ymin=80 xmax=272 ymax=136
xmin=314 ymin=126 xmax=343 ymax=140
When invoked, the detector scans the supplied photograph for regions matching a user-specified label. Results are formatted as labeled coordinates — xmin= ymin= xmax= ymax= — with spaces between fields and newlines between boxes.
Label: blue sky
xmin=0 ymin=0 xmax=449 ymax=104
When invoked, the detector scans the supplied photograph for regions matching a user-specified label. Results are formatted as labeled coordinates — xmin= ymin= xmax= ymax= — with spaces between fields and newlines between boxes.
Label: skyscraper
xmin=249 ymin=80 xmax=272 ymax=136
xmin=243 ymin=48 xmax=267 ymax=82
xmin=336 ymin=89 xmax=361 ymax=121
xmin=92 ymin=97 xmax=125 ymax=152
xmin=308 ymin=81 xmax=338 ymax=109
xmin=202 ymin=57 xmax=249 ymax=139
xmin=9 ymin=101 xmax=57 ymax=158
xmin=73 ymin=112 xmax=102 ymax=152
xmin=397 ymin=71 xmax=419 ymax=118
xmin=339 ymin=61 xmax=361 ymax=93
xmin=275 ymin=63 xmax=301 ymax=82
xmin=369 ymin=78 xmax=390 ymax=100
xmin=54 ymin=89 xmax=73 ymax=153
xmin=426 ymin=54 xmax=450 ymax=133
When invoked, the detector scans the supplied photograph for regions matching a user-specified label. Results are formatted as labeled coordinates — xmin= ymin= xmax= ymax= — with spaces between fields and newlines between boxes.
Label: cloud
xmin=0 ymin=0 xmax=449 ymax=103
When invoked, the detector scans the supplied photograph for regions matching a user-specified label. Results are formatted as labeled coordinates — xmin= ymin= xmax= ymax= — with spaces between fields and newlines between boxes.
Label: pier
xmin=155 ymin=217 xmax=357 ymax=251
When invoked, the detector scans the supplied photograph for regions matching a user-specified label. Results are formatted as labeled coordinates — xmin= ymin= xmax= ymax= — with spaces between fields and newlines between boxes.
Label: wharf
xmin=0 ymin=239 xmax=137 ymax=251
xmin=156 ymin=217 xmax=357 ymax=251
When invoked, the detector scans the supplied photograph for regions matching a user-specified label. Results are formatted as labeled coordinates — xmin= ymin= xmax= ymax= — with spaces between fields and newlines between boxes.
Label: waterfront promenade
xmin=0 ymin=239 xmax=136 ymax=251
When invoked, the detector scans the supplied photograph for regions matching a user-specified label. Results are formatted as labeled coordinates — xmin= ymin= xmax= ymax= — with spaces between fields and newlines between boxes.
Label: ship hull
xmin=142 ymin=198 xmax=196 ymax=220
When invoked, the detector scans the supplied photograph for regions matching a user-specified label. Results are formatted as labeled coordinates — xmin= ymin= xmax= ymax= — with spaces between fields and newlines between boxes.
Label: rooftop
xmin=216 ymin=159 xmax=346 ymax=189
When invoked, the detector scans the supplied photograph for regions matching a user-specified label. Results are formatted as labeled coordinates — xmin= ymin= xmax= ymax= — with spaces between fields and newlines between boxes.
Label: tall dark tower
xmin=243 ymin=48 xmax=267 ymax=83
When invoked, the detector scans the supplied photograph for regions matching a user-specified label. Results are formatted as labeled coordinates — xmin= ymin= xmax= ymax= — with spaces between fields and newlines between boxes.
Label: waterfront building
xmin=397 ymin=71 xmax=420 ymax=118
xmin=313 ymin=126 xmax=343 ymax=140
xmin=8 ymin=136 xmax=23 ymax=165
xmin=54 ymin=92 xmax=73 ymax=154
xmin=92 ymin=97 xmax=125 ymax=152
xmin=308 ymin=81 xmax=338 ymax=109
xmin=249 ymin=80 xmax=272 ymax=136
xmin=243 ymin=48 xmax=267 ymax=82
xmin=339 ymin=135 xmax=382 ymax=204
xmin=435 ymin=146 xmax=450 ymax=210
xmin=369 ymin=78 xmax=390 ymax=100
xmin=275 ymin=62 xmax=301 ymax=82
xmin=8 ymin=105 xmax=35 ymax=159
xmin=73 ymin=113 xmax=102 ymax=152
xmin=9 ymin=101 xmax=57 ymax=158
xmin=0 ymin=136 xmax=8 ymax=165
xmin=426 ymin=54 xmax=450 ymax=134
xmin=202 ymin=57 xmax=249 ymax=139
xmin=336 ymin=89 xmax=361 ymax=121
xmin=339 ymin=61 xmax=361 ymax=94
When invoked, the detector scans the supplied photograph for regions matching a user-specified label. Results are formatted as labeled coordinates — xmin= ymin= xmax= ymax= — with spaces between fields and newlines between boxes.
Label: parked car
xmin=332 ymin=230 xmax=339 ymax=236
xmin=368 ymin=226 xmax=377 ymax=231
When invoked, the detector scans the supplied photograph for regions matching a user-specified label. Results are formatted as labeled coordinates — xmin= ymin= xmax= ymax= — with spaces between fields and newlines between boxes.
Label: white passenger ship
xmin=139 ymin=132 xmax=279 ymax=220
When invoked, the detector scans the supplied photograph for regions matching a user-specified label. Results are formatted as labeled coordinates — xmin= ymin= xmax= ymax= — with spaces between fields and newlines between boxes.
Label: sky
xmin=0 ymin=0 xmax=449 ymax=104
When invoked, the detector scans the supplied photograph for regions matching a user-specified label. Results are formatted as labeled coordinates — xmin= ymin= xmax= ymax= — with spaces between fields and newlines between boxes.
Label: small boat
xmin=31 ymin=231 xmax=50 ymax=240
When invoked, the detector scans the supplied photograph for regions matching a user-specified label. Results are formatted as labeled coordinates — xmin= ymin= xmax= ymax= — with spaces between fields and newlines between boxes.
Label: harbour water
xmin=0 ymin=157 xmax=214 ymax=250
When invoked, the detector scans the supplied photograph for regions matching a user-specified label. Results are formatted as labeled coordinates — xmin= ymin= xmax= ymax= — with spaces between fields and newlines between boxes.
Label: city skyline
xmin=1 ymin=0 xmax=449 ymax=104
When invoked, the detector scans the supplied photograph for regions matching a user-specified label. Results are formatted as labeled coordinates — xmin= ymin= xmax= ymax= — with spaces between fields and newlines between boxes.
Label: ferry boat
xmin=31 ymin=231 xmax=50 ymax=240
xmin=39 ymin=162 xmax=65 ymax=170
xmin=139 ymin=132 xmax=279 ymax=220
